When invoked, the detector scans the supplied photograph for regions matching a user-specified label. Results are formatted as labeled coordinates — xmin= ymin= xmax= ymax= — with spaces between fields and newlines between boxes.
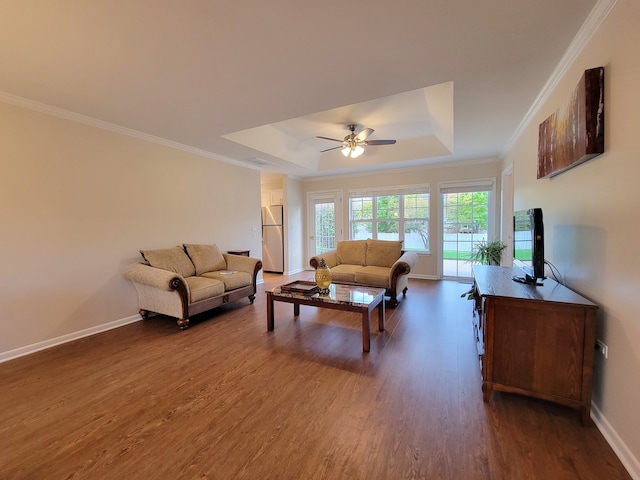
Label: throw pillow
xmin=336 ymin=240 xmax=367 ymax=266
xmin=365 ymin=239 xmax=403 ymax=267
xmin=183 ymin=243 xmax=227 ymax=275
xmin=140 ymin=246 xmax=196 ymax=278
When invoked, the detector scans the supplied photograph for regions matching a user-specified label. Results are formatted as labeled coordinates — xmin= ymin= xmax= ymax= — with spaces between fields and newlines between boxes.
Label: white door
xmin=307 ymin=191 xmax=343 ymax=258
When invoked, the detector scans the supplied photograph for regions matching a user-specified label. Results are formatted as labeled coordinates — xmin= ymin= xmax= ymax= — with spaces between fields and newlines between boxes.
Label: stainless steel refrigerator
xmin=261 ymin=205 xmax=284 ymax=273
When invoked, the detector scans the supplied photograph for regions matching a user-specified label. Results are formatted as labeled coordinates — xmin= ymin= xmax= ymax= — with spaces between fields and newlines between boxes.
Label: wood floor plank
xmin=0 ymin=274 xmax=631 ymax=479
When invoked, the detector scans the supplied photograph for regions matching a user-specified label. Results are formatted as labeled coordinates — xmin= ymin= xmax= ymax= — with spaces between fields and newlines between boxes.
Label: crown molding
xmin=302 ymin=156 xmax=501 ymax=183
xmin=502 ymin=0 xmax=618 ymax=157
xmin=0 ymin=90 xmax=257 ymax=170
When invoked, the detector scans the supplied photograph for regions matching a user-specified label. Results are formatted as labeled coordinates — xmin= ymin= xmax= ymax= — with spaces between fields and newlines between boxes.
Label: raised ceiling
xmin=0 ymin=1 xmax=599 ymax=178
xmin=224 ymin=83 xmax=454 ymax=173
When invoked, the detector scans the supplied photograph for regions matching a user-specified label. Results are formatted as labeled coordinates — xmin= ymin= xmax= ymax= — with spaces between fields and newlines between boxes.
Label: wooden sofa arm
xmin=390 ymin=249 xmax=418 ymax=279
xmin=309 ymin=250 xmax=338 ymax=269
xmin=124 ymin=263 xmax=190 ymax=323
xmin=390 ymin=251 xmax=419 ymax=277
xmin=124 ymin=263 xmax=187 ymax=292
xmin=222 ymin=254 xmax=262 ymax=294
xmin=386 ymin=251 xmax=418 ymax=305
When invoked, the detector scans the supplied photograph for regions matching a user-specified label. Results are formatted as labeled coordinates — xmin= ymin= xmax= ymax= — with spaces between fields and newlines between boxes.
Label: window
xmin=349 ymin=186 xmax=429 ymax=252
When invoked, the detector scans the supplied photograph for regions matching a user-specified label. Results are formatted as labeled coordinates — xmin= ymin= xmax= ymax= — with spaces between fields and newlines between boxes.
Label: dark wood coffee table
xmin=266 ymin=283 xmax=386 ymax=352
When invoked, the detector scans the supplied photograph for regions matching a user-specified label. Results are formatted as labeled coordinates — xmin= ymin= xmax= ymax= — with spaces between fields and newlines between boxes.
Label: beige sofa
xmin=309 ymin=239 xmax=418 ymax=306
xmin=124 ymin=244 xmax=262 ymax=329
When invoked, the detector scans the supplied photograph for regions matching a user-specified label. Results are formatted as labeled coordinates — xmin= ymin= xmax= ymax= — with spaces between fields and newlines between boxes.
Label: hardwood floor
xmin=0 ymin=274 xmax=631 ymax=479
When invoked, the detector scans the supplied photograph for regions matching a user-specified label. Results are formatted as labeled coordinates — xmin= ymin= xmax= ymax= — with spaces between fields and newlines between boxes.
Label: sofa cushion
xmin=355 ymin=266 xmax=392 ymax=288
xmin=330 ymin=264 xmax=362 ymax=283
xmin=201 ymin=271 xmax=252 ymax=291
xmin=184 ymin=243 xmax=227 ymax=275
xmin=184 ymin=276 xmax=225 ymax=303
xmin=365 ymin=239 xmax=403 ymax=267
xmin=140 ymin=246 xmax=196 ymax=278
xmin=336 ymin=240 xmax=367 ymax=266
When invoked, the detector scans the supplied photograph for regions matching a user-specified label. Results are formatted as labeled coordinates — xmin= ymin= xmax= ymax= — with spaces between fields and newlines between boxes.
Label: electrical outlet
xmin=596 ymin=339 xmax=608 ymax=359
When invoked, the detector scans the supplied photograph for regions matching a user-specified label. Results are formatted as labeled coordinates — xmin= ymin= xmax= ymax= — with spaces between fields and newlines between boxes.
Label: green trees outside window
xmin=350 ymin=191 xmax=429 ymax=252
xmin=442 ymin=191 xmax=491 ymax=262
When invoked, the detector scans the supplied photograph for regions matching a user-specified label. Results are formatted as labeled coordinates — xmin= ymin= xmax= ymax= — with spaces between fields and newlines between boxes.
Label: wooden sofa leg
xmin=249 ymin=294 xmax=256 ymax=304
xmin=177 ymin=318 xmax=190 ymax=330
xmin=403 ymin=287 xmax=408 ymax=296
xmin=389 ymin=296 xmax=399 ymax=307
xmin=139 ymin=309 xmax=149 ymax=320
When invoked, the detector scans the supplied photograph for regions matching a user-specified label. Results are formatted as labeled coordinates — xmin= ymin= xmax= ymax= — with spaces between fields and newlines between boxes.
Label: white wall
xmin=302 ymin=159 xmax=502 ymax=278
xmin=0 ymin=101 xmax=262 ymax=359
xmin=504 ymin=0 xmax=640 ymax=474
xmin=285 ymin=177 xmax=305 ymax=274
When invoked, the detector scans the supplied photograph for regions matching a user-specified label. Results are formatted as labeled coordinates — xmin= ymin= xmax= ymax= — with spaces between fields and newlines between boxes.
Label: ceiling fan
xmin=317 ymin=124 xmax=396 ymax=158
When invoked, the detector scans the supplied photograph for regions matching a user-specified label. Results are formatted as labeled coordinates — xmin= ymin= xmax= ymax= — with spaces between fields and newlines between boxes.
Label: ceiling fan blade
xmin=365 ymin=139 xmax=397 ymax=146
xmin=316 ymin=136 xmax=344 ymax=143
xmin=354 ymin=128 xmax=374 ymax=142
xmin=320 ymin=145 xmax=344 ymax=153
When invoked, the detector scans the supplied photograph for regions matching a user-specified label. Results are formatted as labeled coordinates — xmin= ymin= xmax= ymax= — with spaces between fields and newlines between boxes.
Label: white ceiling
xmin=0 ymin=1 xmax=598 ymax=178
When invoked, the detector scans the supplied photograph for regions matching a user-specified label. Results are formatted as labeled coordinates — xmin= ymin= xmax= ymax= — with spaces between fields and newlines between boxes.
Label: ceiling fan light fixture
xmin=342 ymin=144 xmax=364 ymax=158
xmin=321 ymin=124 xmax=393 ymax=158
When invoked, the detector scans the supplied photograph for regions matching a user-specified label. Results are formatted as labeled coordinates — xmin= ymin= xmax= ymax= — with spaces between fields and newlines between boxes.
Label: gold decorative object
xmin=315 ymin=258 xmax=332 ymax=294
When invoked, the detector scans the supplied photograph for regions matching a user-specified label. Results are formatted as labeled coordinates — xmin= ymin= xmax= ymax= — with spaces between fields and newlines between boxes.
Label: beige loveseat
xmin=124 ymin=244 xmax=262 ymax=329
xmin=309 ymin=239 xmax=418 ymax=306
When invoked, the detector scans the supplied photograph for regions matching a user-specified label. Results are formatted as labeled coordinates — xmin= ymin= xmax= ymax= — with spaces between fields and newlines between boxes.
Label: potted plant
xmin=470 ymin=239 xmax=507 ymax=266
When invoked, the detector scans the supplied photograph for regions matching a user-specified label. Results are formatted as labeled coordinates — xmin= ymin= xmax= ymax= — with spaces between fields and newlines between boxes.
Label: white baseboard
xmin=592 ymin=402 xmax=640 ymax=479
xmin=0 ymin=314 xmax=142 ymax=364
xmin=284 ymin=267 xmax=306 ymax=276
xmin=408 ymin=273 xmax=439 ymax=280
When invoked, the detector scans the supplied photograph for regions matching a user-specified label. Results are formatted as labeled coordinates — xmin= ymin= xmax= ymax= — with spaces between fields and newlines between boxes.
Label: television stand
xmin=472 ymin=265 xmax=597 ymax=425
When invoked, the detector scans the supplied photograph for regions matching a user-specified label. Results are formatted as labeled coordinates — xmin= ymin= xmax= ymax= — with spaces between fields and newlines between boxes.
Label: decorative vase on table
xmin=315 ymin=258 xmax=332 ymax=294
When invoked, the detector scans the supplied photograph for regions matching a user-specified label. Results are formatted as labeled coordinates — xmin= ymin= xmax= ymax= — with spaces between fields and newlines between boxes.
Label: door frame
xmin=437 ymin=178 xmax=497 ymax=279
xmin=501 ymin=165 xmax=514 ymax=266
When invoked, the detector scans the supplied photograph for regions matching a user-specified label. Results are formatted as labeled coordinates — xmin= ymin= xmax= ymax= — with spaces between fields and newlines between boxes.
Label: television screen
xmin=513 ymin=208 xmax=544 ymax=284
xmin=514 ymin=211 xmax=533 ymax=267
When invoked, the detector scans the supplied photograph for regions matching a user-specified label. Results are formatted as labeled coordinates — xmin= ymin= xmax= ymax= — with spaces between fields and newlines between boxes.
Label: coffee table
xmin=266 ymin=282 xmax=386 ymax=352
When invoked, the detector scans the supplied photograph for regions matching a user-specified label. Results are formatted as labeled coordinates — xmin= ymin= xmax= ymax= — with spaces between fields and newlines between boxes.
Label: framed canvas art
xmin=537 ymin=67 xmax=604 ymax=179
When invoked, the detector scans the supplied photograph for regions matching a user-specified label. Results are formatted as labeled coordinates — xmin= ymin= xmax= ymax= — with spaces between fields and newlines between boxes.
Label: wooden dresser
xmin=472 ymin=265 xmax=597 ymax=424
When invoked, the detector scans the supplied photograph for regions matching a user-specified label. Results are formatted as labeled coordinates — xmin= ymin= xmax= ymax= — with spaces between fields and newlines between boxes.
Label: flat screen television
xmin=513 ymin=208 xmax=545 ymax=284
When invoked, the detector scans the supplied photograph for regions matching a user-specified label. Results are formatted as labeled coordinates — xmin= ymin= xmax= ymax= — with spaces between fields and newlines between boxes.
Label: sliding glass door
xmin=440 ymin=181 xmax=495 ymax=278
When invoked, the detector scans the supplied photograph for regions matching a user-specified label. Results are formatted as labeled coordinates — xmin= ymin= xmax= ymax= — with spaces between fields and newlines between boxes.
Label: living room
xmin=1 ymin=0 xmax=639 ymax=478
